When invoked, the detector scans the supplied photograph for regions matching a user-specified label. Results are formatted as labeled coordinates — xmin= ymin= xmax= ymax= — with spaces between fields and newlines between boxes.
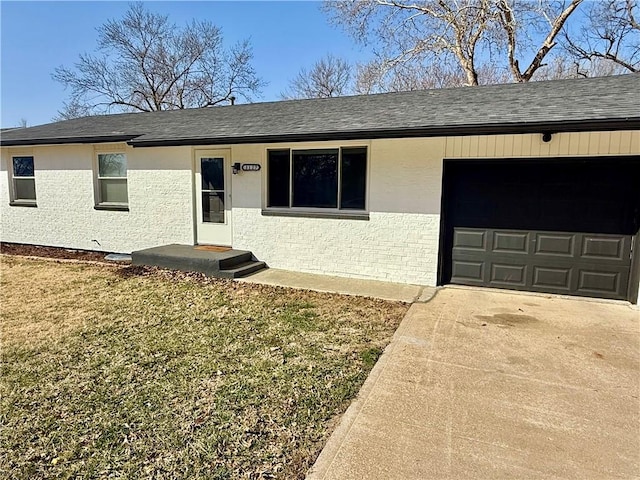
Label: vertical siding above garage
xmin=445 ymin=131 xmax=640 ymax=158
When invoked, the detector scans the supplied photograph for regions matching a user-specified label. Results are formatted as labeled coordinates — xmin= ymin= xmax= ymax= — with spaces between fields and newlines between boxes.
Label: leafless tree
xmin=530 ymin=54 xmax=627 ymax=81
xmin=495 ymin=0 xmax=583 ymax=82
xmin=53 ymin=98 xmax=95 ymax=122
xmin=354 ymin=61 xmax=462 ymax=94
xmin=564 ymin=0 xmax=639 ymax=73
xmin=281 ymin=55 xmax=354 ymax=99
xmin=325 ymin=0 xmax=586 ymax=87
xmin=53 ymin=3 xmax=264 ymax=119
xmin=354 ymin=59 xmax=513 ymax=93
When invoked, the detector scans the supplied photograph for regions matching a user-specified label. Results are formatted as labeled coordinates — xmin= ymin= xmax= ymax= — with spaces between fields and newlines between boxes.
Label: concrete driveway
xmin=308 ymin=288 xmax=640 ymax=479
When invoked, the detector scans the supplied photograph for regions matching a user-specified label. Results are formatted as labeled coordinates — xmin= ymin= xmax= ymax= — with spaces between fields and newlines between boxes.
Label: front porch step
xmin=131 ymin=244 xmax=266 ymax=279
xmin=216 ymin=260 xmax=267 ymax=279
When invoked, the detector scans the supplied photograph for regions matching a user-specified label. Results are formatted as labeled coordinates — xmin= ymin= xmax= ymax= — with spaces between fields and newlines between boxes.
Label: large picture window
xmin=11 ymin=156 xmax=36 ymax=204
xmin=267 ymin=147 xmax=367 ymax=210
xmin=97 ymin=153 xmax=128 ymax=205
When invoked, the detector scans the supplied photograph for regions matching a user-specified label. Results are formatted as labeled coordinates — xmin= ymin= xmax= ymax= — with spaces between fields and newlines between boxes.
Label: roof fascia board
xmin=128 ymin=118 xmax=640 ymax=148
xmin=0 ymin=135 xmax=139 ymax=147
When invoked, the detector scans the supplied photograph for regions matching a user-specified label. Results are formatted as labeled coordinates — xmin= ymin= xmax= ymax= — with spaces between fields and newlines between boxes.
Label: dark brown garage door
xmin=440 ymin=157 xmax=640 ymax=300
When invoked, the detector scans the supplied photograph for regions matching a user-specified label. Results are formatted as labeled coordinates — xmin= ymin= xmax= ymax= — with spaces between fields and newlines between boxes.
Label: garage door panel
xmin=493 ymin=231 xmax=529 ymax=253
xmin=453 ymin=229 xmax=486 ymax=250
xmin=532 ymin=266 xmax=572 ymax=290
xmin=581 ymin=236 xmax=627 ymax=261
xmin=490 ymin=263 xmax=527 ymax=286
xmin=534 ymin=233 xmax=575 ymax=257
xmin=449 ymin=228 xmax=633 ymax=300
xmin=578 ymin=270 xmax=623 ymax=295
xmin=451 ymin=260 xmax=484 ymax=283
xmin=442 ymin=158 xmax=639 ymax=301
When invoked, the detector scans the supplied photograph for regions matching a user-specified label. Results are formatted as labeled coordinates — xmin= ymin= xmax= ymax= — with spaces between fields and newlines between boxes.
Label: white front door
xmin=195 ymin=149 xmax=232 ymax=246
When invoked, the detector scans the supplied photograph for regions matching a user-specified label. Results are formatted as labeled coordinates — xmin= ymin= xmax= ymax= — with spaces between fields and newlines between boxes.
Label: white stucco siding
xmin=1 ymin=144 xmax=194 ymax=253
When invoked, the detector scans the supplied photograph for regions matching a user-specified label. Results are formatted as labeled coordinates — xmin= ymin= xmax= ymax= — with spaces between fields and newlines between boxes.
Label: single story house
xmin=1 ymin=74 xmax=639 ymax=303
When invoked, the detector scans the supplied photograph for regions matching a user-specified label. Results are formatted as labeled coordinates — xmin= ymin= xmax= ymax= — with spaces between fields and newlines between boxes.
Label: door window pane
xmin=14 ymin=178 xmax=36 ymax=200
xmin=13 ymin=157 xmax=34 ymax=177
xmin=202 ymin=192 xmax=225 ymax=223
xmin=340 ymin=148 xmax=367 ymax=210
xmin=268 ymin=150 xmax=290 ymax=207
xmin=202 ymin=158 xmax=224 ymax=191
xmin=292 ymin=149 xmax=338 ymax=208
xmin=98 ymin=153 xmax=127 ymax=177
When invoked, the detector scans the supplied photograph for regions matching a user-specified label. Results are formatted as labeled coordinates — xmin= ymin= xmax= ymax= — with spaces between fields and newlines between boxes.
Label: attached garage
xmin=440 ymin=156 xmax=640 ymax=301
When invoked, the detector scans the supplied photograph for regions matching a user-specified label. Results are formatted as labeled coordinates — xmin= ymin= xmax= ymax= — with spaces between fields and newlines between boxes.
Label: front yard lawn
xmin=0 ymin=256 xmax=408 ymax=479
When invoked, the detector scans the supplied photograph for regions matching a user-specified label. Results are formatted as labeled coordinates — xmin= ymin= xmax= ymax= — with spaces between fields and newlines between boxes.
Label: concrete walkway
xmin=307 ymin=288 xmax=640 ymax=479
xmin=239 ymin=268 xmax=435 ymax=303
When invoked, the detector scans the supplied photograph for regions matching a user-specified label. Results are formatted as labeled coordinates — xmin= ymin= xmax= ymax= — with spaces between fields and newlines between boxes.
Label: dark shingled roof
xmin=2 ymin=74 xmax=639 ymax=147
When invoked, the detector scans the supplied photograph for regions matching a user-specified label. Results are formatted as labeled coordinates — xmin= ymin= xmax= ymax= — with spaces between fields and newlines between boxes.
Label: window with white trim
xmin=97 ymin=153 xmax=128 ymax=205
xmin=267 ymin=147 xmax=367 ymax=210
xmin=11 ymin=156 xmax=36 ymax=204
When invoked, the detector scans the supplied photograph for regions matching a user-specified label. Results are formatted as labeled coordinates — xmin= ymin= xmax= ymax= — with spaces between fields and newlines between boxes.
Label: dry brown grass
xmin=0 ymin=256 xmax=408 ymax=479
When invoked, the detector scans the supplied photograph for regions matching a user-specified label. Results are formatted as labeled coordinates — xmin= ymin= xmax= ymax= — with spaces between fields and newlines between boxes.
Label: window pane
xmin=340 ymin=148 xmax=367 ymax=210
xmin=100 ymin=179 xmax=128 ymax=203
xmin=268 ymin=150 xmax=290 ymax=207
xmin=292 ymin=150 xmax=338 ymax=208
xmin=14 ymin=178 xmax=36 ymax=200
xmin=13 ymin=157 xmax=34 ymax=177
xmin=202 ymin=192 xmax=224 ymax=223
xmin=201 ymin=158 xmax=224 ymax=191
xmin=98 ymin=153 xmax=127 ymax=177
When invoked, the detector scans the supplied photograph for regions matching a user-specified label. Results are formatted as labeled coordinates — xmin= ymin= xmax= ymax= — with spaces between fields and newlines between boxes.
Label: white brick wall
xmin=233 ymin=209 xmax=441 ymax=284
xmin=230 ymin=137 xmax=446 ymax=285
xmin=1 ymin=144 xmax=194 ymax=253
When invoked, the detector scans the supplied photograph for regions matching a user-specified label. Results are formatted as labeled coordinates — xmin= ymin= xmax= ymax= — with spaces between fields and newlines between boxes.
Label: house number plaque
xmin=241 ymin=164 xmax=261 ymax=171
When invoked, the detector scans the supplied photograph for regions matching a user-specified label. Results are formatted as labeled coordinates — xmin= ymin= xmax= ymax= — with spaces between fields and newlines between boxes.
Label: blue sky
xmin=1 ymin=1 xmax=371 ymax=127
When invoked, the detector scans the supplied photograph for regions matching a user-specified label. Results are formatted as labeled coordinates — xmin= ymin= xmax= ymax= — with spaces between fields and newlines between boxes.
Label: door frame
xmin=193 ymin=148 xmax=233 ymax=246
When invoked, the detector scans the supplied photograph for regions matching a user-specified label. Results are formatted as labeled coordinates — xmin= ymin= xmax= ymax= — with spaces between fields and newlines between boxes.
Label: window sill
xmin=94 ymin=204 xmax=129 ymax=212
xmin=261 ymin=209 xmax=369 ymax=221
xmin=9 ymin=201 xmax=37 ymax=207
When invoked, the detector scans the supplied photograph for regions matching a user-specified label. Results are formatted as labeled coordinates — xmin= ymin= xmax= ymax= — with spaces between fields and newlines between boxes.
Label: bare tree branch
xmin=564 ymin=0 xmax=639 ymax=73
xmin=281 ymin=55 xmax=354 ymax=99
xmin=324 ymin=0 xmax=632 ymax=87
xmin=52 ymin=2 xmax=265 ymax=119
xmin=496 ymin=0 xmax=582 ymax=82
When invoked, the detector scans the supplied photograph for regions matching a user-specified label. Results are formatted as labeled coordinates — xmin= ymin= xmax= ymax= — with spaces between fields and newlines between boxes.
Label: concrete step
xmin=218 ymin=251 xmax=253 ymax=270
xmin=218 ymin=261 xmax=267 ymax=279
xmin=131 ymin=244 xmax=263 ymax=278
